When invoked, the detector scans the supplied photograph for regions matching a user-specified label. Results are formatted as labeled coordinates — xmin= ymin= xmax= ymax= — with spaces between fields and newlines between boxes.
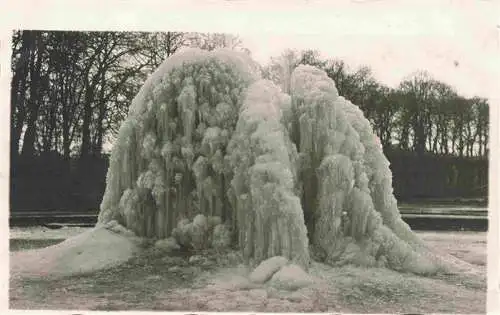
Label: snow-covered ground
xmin=418 ymin=231 xmax=486 ymax=269
xmin=9 ymin=227 xmax=486 ymax=273
xmin=10 ymin=226 xmax=92 ymax=240
xmin=9 ymin=226 xmax=486 ymax=313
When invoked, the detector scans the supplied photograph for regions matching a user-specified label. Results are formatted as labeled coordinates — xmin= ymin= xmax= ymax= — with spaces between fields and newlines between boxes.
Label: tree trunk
xmin=80 ymin=82 xmax=95 ymax=159
xmin=21 ymin=32 xmax=44 ymax=157
xmin=92 ymin=71 xmax=107 ymax=155
xmin=10 ymin=31 xmax=32 ymax=159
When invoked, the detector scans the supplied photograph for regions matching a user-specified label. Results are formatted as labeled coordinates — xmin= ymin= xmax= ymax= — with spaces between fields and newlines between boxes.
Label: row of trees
xmin=9 ymin=31 xmax=488 ymax=212
xmin=264 ymin=50 xmax=489 ymax=157
xmin=10 ymin=31 xmax=489 ymax=162
xmin=10 ymin=30 xmax=245 ymax=161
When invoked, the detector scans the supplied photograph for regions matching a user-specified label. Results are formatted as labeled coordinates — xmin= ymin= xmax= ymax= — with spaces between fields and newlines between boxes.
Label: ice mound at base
xmin=10 ymin=224 xmax=140 ymax=279
xmin=269 ymin=264 xmax=315 ymax=291
xmin=248 ymin=256 xmax=316 ymax=290
xmin=249 ymin=256 xmax=289 ymax=284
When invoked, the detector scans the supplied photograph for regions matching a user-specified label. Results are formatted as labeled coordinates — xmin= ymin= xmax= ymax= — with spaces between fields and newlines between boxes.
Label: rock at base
xmin=155 ymin=237 xmax=180 ymax=252
xmin=249 ymin=256 xmax=289 ymax=284
xmin=269 ymin=264 xmax=314 ymax=290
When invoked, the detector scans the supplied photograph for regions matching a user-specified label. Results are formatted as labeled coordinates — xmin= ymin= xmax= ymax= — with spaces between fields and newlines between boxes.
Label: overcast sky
xmin=3 ymin=0 xmax=499 ymax=101
xmin=237 ymin=1 xmax=498 ymax=100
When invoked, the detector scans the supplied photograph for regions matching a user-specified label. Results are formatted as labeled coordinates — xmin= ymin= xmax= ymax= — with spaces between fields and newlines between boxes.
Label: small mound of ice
xmin=249 ymin=256 xmax=289 ymax=284
xmin=155 ymin=237 xmax=180 ymax=252
xmin=11 ymin=225 xmax=139 ymax=279
xmin=269 ymin=264 xmax=315 ymax=290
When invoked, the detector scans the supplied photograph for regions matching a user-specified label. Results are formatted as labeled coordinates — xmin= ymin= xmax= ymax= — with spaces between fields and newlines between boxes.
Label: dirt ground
xmin=9 ymin=228 xmax=487 ymax=313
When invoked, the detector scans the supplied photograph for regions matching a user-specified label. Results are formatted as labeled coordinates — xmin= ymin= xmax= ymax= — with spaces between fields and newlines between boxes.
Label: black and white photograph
xmin=3 ymin=1 xmax=498 ymax=314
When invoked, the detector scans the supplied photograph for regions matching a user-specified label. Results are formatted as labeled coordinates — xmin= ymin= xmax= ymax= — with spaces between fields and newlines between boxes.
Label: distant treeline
xmin=10 ymin=30 xmax=247 ymax=161
xmin=11 ymin=155 xmax=108 ymax=212
xmin=10 ymin=30 xmax=489 ymax=212
xmin=11 ymin=30 xmax=489 ymax=161
xmin=386 ymin=149 xmax=487 ymax=201
xmin=265 ymin=50 xmax=489 ymax=158
xmin=10 ymin=152 xmax=487 ymax=212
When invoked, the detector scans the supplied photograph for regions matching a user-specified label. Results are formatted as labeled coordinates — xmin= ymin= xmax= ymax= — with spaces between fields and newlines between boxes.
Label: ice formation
xmin=98 ymin=49 xmax=447 ymax=274
xmin=289 ymin=66 xmax=442 ymax=274
xmin=226 ymin=80 xmax=310 ymax=268
xmin=99 ymin=48 xmax=260 ymax=239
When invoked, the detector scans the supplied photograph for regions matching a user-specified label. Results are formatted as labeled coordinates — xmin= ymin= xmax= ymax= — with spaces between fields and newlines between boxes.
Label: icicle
xmin=227 ymin=79 xmax=310 ymax=268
